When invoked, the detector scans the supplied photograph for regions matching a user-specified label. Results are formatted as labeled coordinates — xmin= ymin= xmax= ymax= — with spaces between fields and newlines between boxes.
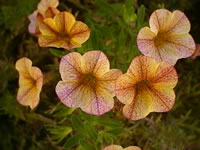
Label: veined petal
xmin=103 ymin=145 xmax=123 ymax=150
xmin=38 ymin=35 xmax=66 ymax=47
xmin=127 ymin=56 xmax=159 ymax=80
xmin=70 ymin=21 xmax=90 ymax=47
xmin=63 ymin=12 xmax=76 ymax=33
xmin=38 ymin=0 xmax=59 ymax=15
xmin=123 ymin=84 xmax=152 ymax=120
xmin=149 ymin=9 xmax=171 ymax=33
xmin=82 ymin=51 xmax=110 ymax=77
xmin=115 ymin=74 xmax=136 ymax=105
xmin=125 ymin=147 xmax=141 ymax=150
xmin=44 ymin=7 xmax=60 ymax=18
xmin=59 ymin=52 xmax=83 ymax=81
xmin=167 ymin=10 xmax=191 ymax=34
xmin=28 ymin=10 xmax=38 ymax=34
xmin=38 ymin=19 xmax=58 ymax=36
xmin=16 ymin=57 xmax=43 ymax=110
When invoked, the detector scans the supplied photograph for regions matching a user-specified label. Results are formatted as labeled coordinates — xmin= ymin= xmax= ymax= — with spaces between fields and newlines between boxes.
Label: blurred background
xmin=0 ymin=0 xmax=200 ymax=150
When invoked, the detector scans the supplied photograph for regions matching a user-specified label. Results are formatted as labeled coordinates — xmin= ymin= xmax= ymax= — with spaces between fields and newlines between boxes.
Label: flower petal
xmin=149 ymin=9 xmax=171 ymax=33
xmin=70 ymin=21 xmax=90 ymax=47
xmin=60 ymin=52 xmax=83 ymax=81
xmin=16 ymin=58 xmax=43 ymax=109
xmin=115 ymin=74 xmax=136 ymax=105
xmin=103 ymin=145 xmax=123 ymax=150
xmin=191 ymin=44 xmax=200 ymax=59
xmin=28 ymin=10 xmax=38 ymax=34
xmin=38 ymin=0 xmax=59 ymax=15
xmin=125 ymin=146 xmax=141 ymax=150
xmin=82 ymin=51 xmax=110 ymax=77
xmin=38 ymin=35 xmax=66 ymax=47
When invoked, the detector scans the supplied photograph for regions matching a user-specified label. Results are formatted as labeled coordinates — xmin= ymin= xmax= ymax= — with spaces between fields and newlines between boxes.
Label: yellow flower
xmin=28 ymin=0 xmax=59 ymax=34
xmin=137 ymin=9 xmax=195 ymax=65
xmin=56 ymin=51 xmax=122 ymax=115
xmin=103 ymin=145 xmax=141 ymax=150
xmin=38 ymin=11 xmax=90 ymax=50
xmin=115 ymin=56 xmax=178 ymax=120
xmin=16 ymin=57 xmax=43 ymax=109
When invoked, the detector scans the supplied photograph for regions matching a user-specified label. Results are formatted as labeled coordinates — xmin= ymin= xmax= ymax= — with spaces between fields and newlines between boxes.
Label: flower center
xmin=59 ymin=32 xmax=70 ymax=41
xmin=154 ymin=32 xmax=169 ymax=47
xmin=80 ymin=74 xmax=97 ymax=88
xmin=136 ymin=80 xmax=150 ymax=90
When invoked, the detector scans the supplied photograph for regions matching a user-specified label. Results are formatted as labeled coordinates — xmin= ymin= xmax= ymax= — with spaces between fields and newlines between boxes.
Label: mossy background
xmin=0 ymin=0 xmax=200 ymax=150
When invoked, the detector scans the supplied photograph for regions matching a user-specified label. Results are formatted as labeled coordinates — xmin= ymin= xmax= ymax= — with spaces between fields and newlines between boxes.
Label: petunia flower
xmin=103 ymin=145 xmax=141 ymax=150
xmin=16 ymin=57 xmax=43 ymax=110
xmin=191 ymin=44 xmax=200 ymax=59
xmin=55 ymin=51 xmax=122 ymax=115
xmin=115 ymin=56 xmax=178 ymax=120
xmin=28 ymin=0 xmax=59 ymax=34
xmin=38 ymin=11 xmax=90 ymax=50
xmin=137 ymin=9 xmax=195 ymax=65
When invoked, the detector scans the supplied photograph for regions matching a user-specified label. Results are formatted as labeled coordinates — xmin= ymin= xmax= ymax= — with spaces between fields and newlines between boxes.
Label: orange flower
xmin=191 ymin=44 xmax=200 ymax=59
xmin=16 ymin=57 xmax=43 ymax=109
xmin=115 ymin=56 xmax=178 ymax=120
xmin=38 ymin=11 xmax=90 ymax=50
xmin=28 ymin=0 xmax=59 ymax=34
xmin=56 ymin=51 xmax=122 ymax=115
xmin=103 ymin=145 xmax=141 ymax=150
xmin=137 ymin=9 xmax=195 ymax=65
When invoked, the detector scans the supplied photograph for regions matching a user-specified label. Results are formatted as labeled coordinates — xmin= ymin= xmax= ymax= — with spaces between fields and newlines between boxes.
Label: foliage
xmin=0 ymin=0 xmax=200 ymax=150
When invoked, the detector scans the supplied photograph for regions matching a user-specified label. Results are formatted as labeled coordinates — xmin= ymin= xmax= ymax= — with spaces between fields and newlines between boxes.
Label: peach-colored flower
xmin=28 ymin=0 xmax=59 ymax=34
xmin=16 ymin=57 xmax=43 ymax=109
xmin=56 ymin=51 xmax=122 ymax=115
xmin=38 ymin=11 xmax=90 ymax=50
xmin=103 ymin=145 xmax=141 ymax=150
xmin=191 ymin=44 xmax=200 ymax=59
xmin=137 ymin=9 xmax=195 ymax=65
xmin=115 ymin=56 xmax=178 ymax=120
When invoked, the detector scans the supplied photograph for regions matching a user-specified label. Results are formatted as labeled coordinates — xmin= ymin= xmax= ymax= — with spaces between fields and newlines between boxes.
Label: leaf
xmin=71 ymin=115 xmax=87 ymax=135
xmin=64 ymin=133 xmax=83 ymax=149
xmin=49 ymin=48 xmax=69 ymax=58
xmin=84 ymin=122 xmax=98 ymax=142
xmin=80 ymin=139 xmax=96 ymax=150
xmin=137 ymin=5 xmax=146 ymax=28
xmin=98 ymin=118 xmax=124 ymax=128
xmin=107 ymin=127 xmax=125 ymax=135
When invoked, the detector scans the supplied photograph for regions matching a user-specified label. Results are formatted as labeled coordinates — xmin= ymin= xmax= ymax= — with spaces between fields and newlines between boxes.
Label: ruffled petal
xmin=82 ymin=51 xmax=110 ymax=77
xmin=70 ymin=21 xmax=90 ymax=47
xmin=103 ymin=145 xmax=123 ymax=150
xmin=28 ymin=10 xmax=38 ymax=34
xmin=59 ymin=52 xmax=83 ymax=81
xmin=38 ymin=0 xmax=59 ymax=15
xmin=115 ymin=74 xmax=136 ymax=105
xmin=16 ymin=57 xmax=43 ymax=109
xmin=125 ymin=146 xmax=141 ymax=150
xmin=38 ymin=35 xmax=66 ymax=47
xmin=149 ymin=9 xmax=171 ymax=33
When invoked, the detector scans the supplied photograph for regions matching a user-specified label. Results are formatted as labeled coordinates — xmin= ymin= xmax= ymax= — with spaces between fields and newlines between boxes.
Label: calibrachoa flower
xmin=103 ymin=145 xmax=141 ymax=150
xmin=115 ymin=56 xmax=178 ymax=120
xmin=56 ymin=51 xmax=122 ymax=115
xmin=137 ymin=9 xmax=195 ymax=65
xmin=38 ymin=11 xmax=90 ymax=50
xmin=16 ymin=57 xmax=43 ymax=109
xmin=28 ymin=0 xmax=59 ymax=34
xmin=191 ymin=44 xmax=200 ymax=59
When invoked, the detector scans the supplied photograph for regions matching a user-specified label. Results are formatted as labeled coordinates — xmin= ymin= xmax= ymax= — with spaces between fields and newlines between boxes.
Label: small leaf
xmin=98 ymin=118 xmax=124 ymax=128
xmin=71 ymin=115 xmax=87 ymax=135
xmin=84 ymin=122 xmax=98 ymax=141
xmin=80 ymin=139 xmax=96 ymax=150
xmin=137 ymin=5 xmax=146 ymax=28
xmin=107 ymin=127 xmax=125 ymax=135
xmin=49 ymin=48 xmax=69 ymax=58
xmin=64 ymin=133 xmax=83 ymax=149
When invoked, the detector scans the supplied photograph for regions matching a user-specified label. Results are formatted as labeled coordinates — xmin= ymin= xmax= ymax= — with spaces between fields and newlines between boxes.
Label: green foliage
xmin=0 ymin=0 xmax=200 ymax=150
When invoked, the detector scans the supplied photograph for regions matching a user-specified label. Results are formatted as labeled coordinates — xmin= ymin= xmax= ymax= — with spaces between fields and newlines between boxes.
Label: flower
xmin=28 ymin=0 xmax=59 ymax=34
xmin=115 ymin=56 xmax=178 ymax=120
xmin=38 ymin=11 xmax=90 ymax=50
xmin=103 ymin=145 xmax=141 ymax=150
xmin=137 ymin=9 xmax=195 ymax=65
xmin=191 ymin=44 xmax=200 ymax=59
xmin=16 ymin=57 xmax=43 ymax=109
xmin=55 ymin=51 xmax=122 ymax=115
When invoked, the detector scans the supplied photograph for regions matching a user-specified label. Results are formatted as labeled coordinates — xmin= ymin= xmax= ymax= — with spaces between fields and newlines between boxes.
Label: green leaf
xmin=64 ymin=133 xmax=83 ymax=149
xmin=98 ymin=118 xmax=124 ymax=128
xmin=49 ymin=48 xmax=69 ymax=58
xmin=107 ymin=127 xmax=125 ymax=135
xmin=71 ymin=115 xmax=87 ymax=135
xmin=80 ymin=139 xmax=96 ymax=150
xmin=84 ymin=122 xmax=98 ymax=141
xmin=137 ymin=5 xmax=146 ymax=28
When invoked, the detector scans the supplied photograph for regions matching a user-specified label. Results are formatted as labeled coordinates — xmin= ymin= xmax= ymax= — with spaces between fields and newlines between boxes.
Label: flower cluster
xmin=17 ymin=1 xmax=196 ymax=125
